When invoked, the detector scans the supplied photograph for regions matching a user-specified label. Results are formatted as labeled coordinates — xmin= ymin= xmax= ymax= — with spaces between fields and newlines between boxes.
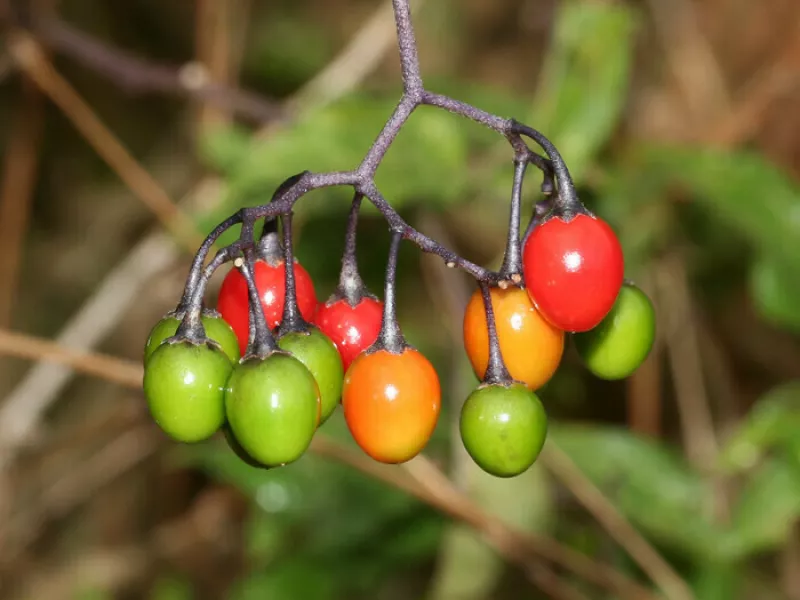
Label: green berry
xmin=223 ymin=424 xmax=265 ymax=468
xmin=144 ymin=313 xmax=240 ymax=364
xmin=573 ymin=282 xmax=656 ymax=380
xmin=277 ymin=327 xmax=343 ymax=425
xmin=225 ymin=353 xmax=319 ymax=467
xmin=460 ymin=382 xmax=547 ymax=477
xmin=143 ymin=341 xmax=232 ymax=442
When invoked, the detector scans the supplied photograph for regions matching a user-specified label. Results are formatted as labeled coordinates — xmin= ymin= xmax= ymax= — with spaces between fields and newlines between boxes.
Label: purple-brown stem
xmin=479 ymin=282 xmax=512 ymax=386
xmin=276 ymin=212 xmax=310 ymax=336
xmin=374 ymin=230 xmax=406 ymax=354
xmin=240 ymin=247 xmax=279 ymax=359
xmin=499 ymin=158 xmax=527 ymax=283
xmin=336 ymin=193 xmax=373 ymax=306
xmin=172 ymin=0 xmax=580 ymax=328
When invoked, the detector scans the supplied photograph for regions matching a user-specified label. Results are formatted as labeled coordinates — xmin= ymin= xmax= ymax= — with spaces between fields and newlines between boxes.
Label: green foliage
xmin=749 ymin=255 xmax=800 ymax=333
xmin=719 ymin=381 xmax=800 ymax=473
xmin=529 ymin=1 xmax=635 ymax=180
xmin=179 ymin=412 xmax=444 ymax=599
xmin=726 ymin=457 xmax=800 ymax=559
xmin=551 ymin=424 xmax=726 ymax=561
xmin=150 ymin=575 xmax=193 ymax=600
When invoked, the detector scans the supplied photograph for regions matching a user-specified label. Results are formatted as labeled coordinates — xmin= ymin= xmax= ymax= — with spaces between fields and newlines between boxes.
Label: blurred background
xmin=1 ymin=0 xmax=800 ymax=598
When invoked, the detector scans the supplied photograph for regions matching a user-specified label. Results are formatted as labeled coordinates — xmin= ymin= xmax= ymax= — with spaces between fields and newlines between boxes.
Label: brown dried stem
xmin=7 ymin=33 xmax=204 ymax=251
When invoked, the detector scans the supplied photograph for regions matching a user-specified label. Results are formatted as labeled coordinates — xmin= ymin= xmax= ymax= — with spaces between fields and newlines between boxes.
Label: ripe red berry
xmin=522 ymin=213 xmax=624 ymax=332
xmin=314 ymin=297 xmax=383 ymax=371
xmin=217 ymin=259 xmax=317 ymax=353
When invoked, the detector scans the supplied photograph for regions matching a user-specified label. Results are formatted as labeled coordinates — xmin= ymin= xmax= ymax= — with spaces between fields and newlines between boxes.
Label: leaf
xmin=691 ymin=564 xmax=742 ymax=600
xmin=749 ymin=254 xmax=800 ymax=333
xmin=725 ymin=457 xmax=800 ymax=560
xmin=529 ymin=1 xmax=636 ymax=181
xmin=639 ymin=146 xmax=800 ymax=264
xmin=198 ymin=93 xmax=471 ymax=236
xmin=718 ymin=381 xmax=800 ymax=473
xmin=428 ymin=459 xmax=554 ymax=600
xmin=150 ymin=575 xmax=193 ymax=600
xmin=428 ymin=367 xmax=555 ymax=600
xmin=199 ymin=124 xmax=254 ymax=175
xmin=551 ymin=424 xmax=725 ymax=561
xmin=229 ymin=561 xmax=336 ymax=600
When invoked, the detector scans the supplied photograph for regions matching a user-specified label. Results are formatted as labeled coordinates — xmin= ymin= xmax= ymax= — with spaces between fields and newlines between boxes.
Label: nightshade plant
xmin=142 ymin=0 xmax=656 ymax=476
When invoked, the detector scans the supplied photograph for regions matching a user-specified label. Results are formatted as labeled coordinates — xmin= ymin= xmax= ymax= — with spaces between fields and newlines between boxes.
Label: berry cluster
xmin=141 ymin=0 xmax=655 ymax=478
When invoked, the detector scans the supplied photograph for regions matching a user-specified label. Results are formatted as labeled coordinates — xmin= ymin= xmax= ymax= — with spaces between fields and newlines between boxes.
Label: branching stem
xmin=171 ymin=0 xmax=581 ymax=350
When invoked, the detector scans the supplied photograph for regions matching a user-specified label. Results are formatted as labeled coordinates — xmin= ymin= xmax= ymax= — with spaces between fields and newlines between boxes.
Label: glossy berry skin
xmin=463 ymin=286 xmax=563 ymax=391
xmin=574 ymin=282 xmax=656 ymax=380
xmin=223 ymin=424 xmax=265 ymax=468
xmin=523 ymin=213 xmax=624 ymax=333
xmin=144 ymin=314 xmax=240 ymax=364
xmin=217 ymin=259 xmax=318 ymax=353
xmin=343 ymin=348 xmax=441 ymax=464
xmin=277 ymin=327 xmax=344 ymax=425
xmin=460 ymin=383 xmax=547 ymax=477
xmin=143 ymin=341 xmax=232 ymax=443
xmin=314 ymin=297 xmax=383 ymax=371
xmin=225 ymin=353 xmax=319 ymax=467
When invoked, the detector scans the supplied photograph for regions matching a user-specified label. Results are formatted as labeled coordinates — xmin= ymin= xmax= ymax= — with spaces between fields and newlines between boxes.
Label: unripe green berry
xmin=225 ymin=353 xmax=319 ymax=467
xmin=143 ymin=341 xmax=232 ymax=442
xmin=460 ymin=382 xmax=547 ymax=477
xmin=277 ymin=327 xmax=343 ymax=425
xmin=144 ymin=313 xmax=240 ymax=364
xmin=574 ymin=282 xmax=656 ymax=380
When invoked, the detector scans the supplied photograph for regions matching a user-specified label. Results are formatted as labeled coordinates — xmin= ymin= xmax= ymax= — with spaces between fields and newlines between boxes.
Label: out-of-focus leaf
xmin=529 ymin=1 xmax=635 ymax=181
xmin=181 ymin=413 xmax=442 ymax=595
xmin=199 ymin=124 xmax=253 ymax=175
xmin=718 ymin=381 xmax=800 ymax=473
xmin=229 ymin=561 xmax=336 ymax=600
xmin=248 ymin=16 xmax=332 ymax=92
xmin=427 ymin=465 xmax=553 ymax=600
xmin=428 ymin=366 xmax=554 ymax=600
xmin=551 ymin=424 xmax=725 ymax=561
xmin=725 ymin=457 xmax=800 ymax=560
xmin=593 ymin=164 xmax=674 ymax=270
xmin=72 ymin=588 xmax=112 ymax=600
xmin=749 ymin=255 xmax=800 ymax=333
xmin=691 ymin=564 xmax=742 ymax=600
xmin=640 ymin=146 xmax=800 ymax=263
xmin=150 ymin=575 xmax=193 ymax=600
xmin=198 ymin=94 xmax=471 ymax=234
xmin=244 ymin=510 xmax=285 ymax=565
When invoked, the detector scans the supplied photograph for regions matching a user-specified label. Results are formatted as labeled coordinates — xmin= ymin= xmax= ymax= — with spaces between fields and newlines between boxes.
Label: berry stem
xmin=376 ymin=230 xmax=407 ymax=354
xmin=391 ymin=0 xmax=423 ymax=95
xmin=509 ymin=120 xmax=582 ymax=217
xmin=337 ymin=193 xmax=369 ymax=306
xmin=239 ymin=247 xmax=279 ymax=358
xmin=256 ymin=217 xmax=282 ymax=265
xmin=523 ymin=198 xmax=553 ymax=245
xmin=499 ymin=158 xmax=527 ymax=283
xmin=479 ymin=282 xmax=512 ymax=386
xmin=175 ymin=245 xmax=237 ymax=342
xmin=276 ymin=211 xmax=309 ymax=336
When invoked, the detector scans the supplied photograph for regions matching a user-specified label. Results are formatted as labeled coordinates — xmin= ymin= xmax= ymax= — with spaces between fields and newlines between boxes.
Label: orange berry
xmin=342 ymin=347 xmax=441 ymax=463
xmin=463 ymin=286 xmax=564 ymax=390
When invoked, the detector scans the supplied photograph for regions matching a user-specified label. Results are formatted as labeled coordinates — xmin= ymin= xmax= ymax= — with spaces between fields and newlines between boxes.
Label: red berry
xmin=522 ymin=213 xmax=624 ymax=332
xmin=217 ymin=259 xmax=317 ymax=353
xmin=314 ymin=297 xmax=383 ymax=371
